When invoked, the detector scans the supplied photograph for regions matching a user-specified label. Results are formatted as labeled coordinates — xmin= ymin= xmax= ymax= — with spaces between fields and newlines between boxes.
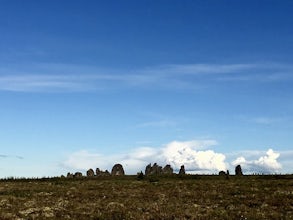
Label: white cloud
xmin=136 ymin=120 xmax=176 ymax=128
xmin=162 ymin=141 xmax=226 ymax=172
xmin=232 ymin=149 xmax=282 ymax=174
xmin=234 ymin=115 xmax=286 ymax=126
xmin=62 ymin=140 xmax=227 ymax=174
xmin=1 ymin=62 xmax=292 ymax=92
xmin=252 ymin=117 xmax=283 ymax=125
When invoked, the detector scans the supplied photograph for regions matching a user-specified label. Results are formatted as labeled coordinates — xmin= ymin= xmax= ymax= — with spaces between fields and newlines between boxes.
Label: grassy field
xmin=0 ymin=175 xmax=292 ymax=219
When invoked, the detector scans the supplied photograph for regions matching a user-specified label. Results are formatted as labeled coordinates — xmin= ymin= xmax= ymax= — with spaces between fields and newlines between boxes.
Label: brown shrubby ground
xmin=0 ymin=175 xmax=292 ymax=219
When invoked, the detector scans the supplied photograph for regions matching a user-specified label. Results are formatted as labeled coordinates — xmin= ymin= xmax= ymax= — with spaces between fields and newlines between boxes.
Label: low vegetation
xmin=0 ymin=175 xmax=292 ymax=219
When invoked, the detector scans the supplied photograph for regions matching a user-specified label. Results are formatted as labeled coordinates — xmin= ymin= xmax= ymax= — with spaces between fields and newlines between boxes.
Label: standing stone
xmin=153 ymin=163 xmax=162 ymax=175
xmin=74 ymin=172 xmax=83 ymax=178
xmin=67 ymin=172 xmax=73 ymax=178
xmin=145 ymin=163 xmax=163 ymax=176
xmin=145 ymin=164 xmax=152 ymax=175
xmin=162 ymin=165 xmax=173 ymax=175
xmin=235 ymin=165 xmax=243 ymax=176
xmin=219 ymin=170 xmax=226 ymax=176
xmin=179 ymin=165 xmax=186 ymax=175
xmin=226 ymin=170 xmax=230 ymax=179
xmin=96 ymin=168 xmax=101 ymax=176
xmin=104 ymin=170 xmax=111 ymax=176
xmin=87 ymin=168 xmax=95 ymax=177
xmin=137 ymin=171 xmax=144 ymax=180
xmin=96 ymin=168 xmax=111 ymax=176
xmin=111 ymin=164 xmax=125 ymax=176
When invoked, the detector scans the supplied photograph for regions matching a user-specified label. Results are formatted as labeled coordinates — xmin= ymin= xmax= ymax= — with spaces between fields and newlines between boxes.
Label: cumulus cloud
xmin=63 ymin=142 xmax=285 ymax=175
xmin=62 ymin=140 xmax=227 ymax=174
xmin=162 ymin=140 xmax=226 ymax=172
xmin=63 ymin=150 xmax=120 ymax=171
xmin=232 ymin=149 xmax=282 ymax=174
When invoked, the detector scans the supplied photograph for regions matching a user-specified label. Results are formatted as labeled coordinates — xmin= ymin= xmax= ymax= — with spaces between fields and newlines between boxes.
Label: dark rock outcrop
xmin=96 ymin=168 xmax=101 ymax=176
xmin=104 ymin=170 xmax=110 ymax=176
xmin=87 ymin=168 xmax=95 ymax=177
xmin=111 ymin=164 xmax=125 ymax=176
xmin=219 ymin=170 xmax=226 ymax=176
xmin=162 ymin=165 xmax=173 ymax=175
xmin=137 ymin=171 xmax=144 ymax=180
xmin=145 ymin=163 xmax=163 ymax=176
xmin=235 ymin=165 xmax=243 ymax=176
xmin=219 ymin=170 xmax=230 ymax=179
xmin=96 ymin=168 xmax=111 ymax=176
xmin=74 ymin=172 xmax=83 ymax=178
xmin=179 ymin=165 xmax=186 ymax=175
xmin=145 ymin=164 xmax=152 ymax=175
xmin=67 ymin=172 xmax=73 ymax=178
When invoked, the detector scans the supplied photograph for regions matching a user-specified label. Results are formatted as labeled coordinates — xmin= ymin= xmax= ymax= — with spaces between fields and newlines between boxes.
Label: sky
xmin=0 ymin=0 xmax=293 ymax=177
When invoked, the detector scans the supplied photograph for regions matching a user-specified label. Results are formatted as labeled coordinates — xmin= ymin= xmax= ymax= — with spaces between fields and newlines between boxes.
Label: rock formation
xmin=96 ymin=168 xmax=111 ymax=176
xmin=226 ymin=170 xmax=230 ymax=179
xmin=74 ymin=172 xmax=83 ymax=178
xmin=162 ymin=165 xmax=173 ymax=175
xmin=111 ymin=164 xmax=125 ymax=176
xmin=179 ymin=165 xmax=185 ymax=175
xmin=219 ymin=170 xmax=226 ymax=176
xmin=235 ymin=165 xmax=243 ymax=176
xmin=145 ymin=164 xmax=152 ymax=175
xmin=145 ymin=163 xmax=163 ymax=176
xmin=66 ymin=172 xmax=73 ymax=178
xmin=104 ymin=170 xmax=110 ymax=176
xmin=137 ymin=171 xmax=144 ymax=180
xmin=87 ymin=168 xmax=95 ymax=177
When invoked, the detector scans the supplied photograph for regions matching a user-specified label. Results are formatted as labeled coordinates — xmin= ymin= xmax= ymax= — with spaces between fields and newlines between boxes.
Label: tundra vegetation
xmin=0 ymin=167 xmax=292 ymax=219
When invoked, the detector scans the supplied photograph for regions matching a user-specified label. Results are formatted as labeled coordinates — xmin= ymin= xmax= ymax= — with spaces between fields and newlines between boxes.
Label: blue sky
xmin=0 ymin=1 xmax=293 ymax=177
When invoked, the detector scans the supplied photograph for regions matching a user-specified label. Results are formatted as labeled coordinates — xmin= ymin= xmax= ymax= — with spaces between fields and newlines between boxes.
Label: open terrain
xmin=0 ymin=175 xmax=292 ymax=219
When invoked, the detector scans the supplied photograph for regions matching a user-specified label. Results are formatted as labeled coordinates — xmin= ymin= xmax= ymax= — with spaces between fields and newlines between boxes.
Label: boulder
xmin=235 ymin=165 xmax=243 ymax=176
xmin=179 ymin=165 xmax=185 ymax=175
xmin=111 ymin=164 xmax=125 ymax=176
xmin=162 ymin=165 xmax=173 ymax=175
xmin=87 ymin=168 xmax=95 ymax=177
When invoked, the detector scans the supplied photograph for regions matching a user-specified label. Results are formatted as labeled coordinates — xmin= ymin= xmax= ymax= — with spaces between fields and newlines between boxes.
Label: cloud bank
xmin=232 ymin=149 xmax=282 ymax=174
xmin=63 ymin=140 xmax=226 ymax=174
xmin=63 ymin=141 xmax=284 ymax=175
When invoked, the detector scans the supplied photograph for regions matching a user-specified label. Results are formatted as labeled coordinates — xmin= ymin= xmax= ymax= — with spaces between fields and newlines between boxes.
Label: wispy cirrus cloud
xmin=0 ymin=62 xmax=292 ymax=92
xmin=0 ymin=154 xmax=23 ymax=159
xmin=252 ymin=117 xmax=283 ymax=125
xmin=235 ymin=115 xmax=285 ymax=125
xmin=136 ymin=120 xmax=177 ymax=128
